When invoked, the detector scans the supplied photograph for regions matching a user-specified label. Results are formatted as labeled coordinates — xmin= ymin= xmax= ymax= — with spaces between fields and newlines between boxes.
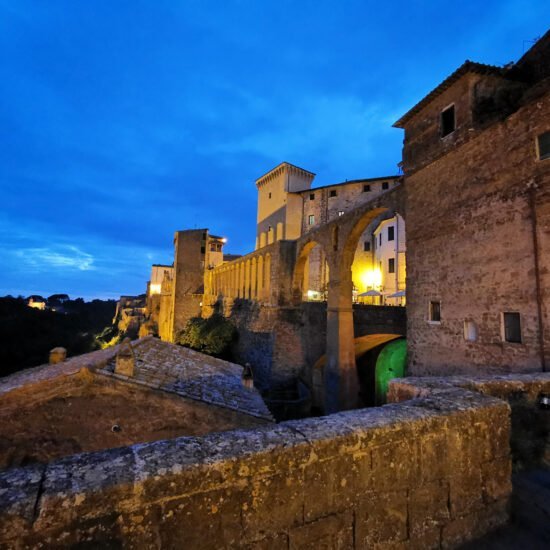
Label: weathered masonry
xmin=395 ymin=31 xmax=550 ymax=376
xmin=2 ymin=372 xmax=548 ymax=549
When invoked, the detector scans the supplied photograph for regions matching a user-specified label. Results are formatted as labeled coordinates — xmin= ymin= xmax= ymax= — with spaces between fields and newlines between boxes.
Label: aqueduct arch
xmin=293 ymin=186 xmax=406 ymax=413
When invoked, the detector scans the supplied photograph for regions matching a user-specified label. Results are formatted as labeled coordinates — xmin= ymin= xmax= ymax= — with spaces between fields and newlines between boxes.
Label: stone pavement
xmin=461 ymin=469 xmax=550 ymax=549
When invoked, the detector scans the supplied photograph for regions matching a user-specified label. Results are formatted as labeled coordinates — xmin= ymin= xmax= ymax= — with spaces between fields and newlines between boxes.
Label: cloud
xmin=15 ymin=245 xmax=95 ymax=272
xmin=206 ymin=93 xmax=403 ymax=174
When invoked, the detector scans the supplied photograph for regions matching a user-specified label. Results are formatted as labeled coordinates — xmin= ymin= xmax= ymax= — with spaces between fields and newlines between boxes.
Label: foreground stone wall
xmin=388 ymin=373 xmax=550 ymax=470
xmin=0 ymin=376 xmax=515 ymax=549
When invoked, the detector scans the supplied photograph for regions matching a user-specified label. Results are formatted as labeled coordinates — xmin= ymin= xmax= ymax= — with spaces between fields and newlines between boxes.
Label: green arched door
xmin=375 ymin=339 xmax=407 ymax=405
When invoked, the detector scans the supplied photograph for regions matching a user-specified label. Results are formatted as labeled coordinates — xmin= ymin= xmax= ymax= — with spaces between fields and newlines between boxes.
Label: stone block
xmin=482 ymin=458 xmax=512 ymax=503
xmin=159 ymin=487 xmax=244 ymax=549
xmin=449 ymin=468 xmax=483 ymax=517
xmin=242 ymin=470 xmax=304 ymax=540
xmin=409 ymin=480 xmax=450 ymax=535
xmin=303 ymin=452 xmax=370 ymax=521
xmin=289 ymin=511 xmax=353 ymax=549
xmin=246 ymin=533 xmax=289 ymax=550
xmin=419 ymin=432 xmax=449 ymax=482
xmin=370 ymin=438 xmax=419 ymax=490
xmin=355 ymin=490 xmax=408 ymax=547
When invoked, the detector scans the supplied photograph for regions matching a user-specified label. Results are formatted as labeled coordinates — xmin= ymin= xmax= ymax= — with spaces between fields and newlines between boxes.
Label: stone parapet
xmin=0 ymin=374 xmax=524 ymax=548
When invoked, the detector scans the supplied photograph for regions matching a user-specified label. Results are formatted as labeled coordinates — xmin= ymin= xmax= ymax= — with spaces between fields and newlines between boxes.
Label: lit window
xmin=330 ymin=190 xmax=337 ymax=197
xmin=338 ymin=210 xmax=345 ymax=217
xmin=388 ymin=258 xmax=395 ymax=273
xmin=382 ymin=181 xmax=389 ymax=190
xmin=429 ymin=301 xmax=441 ymax=323
xmin=364 ymin=241 xmax=371 ymax=252
xmin=501 ymin=312 xmax=521 ymax=343
xmin=308 ymin=215 xmax=315 ymax=225
xmin=537 ymin=131 xmax=550 ymax=160
xmin=310 ymin=193 xmax=315 ymax=200
xmin=440 ymin=105 xmax=455 ymax=137
xmin=388 ymin=226 xmax=395 ymax=241
xmin=363 ymin=184 xmax=371 ymax=192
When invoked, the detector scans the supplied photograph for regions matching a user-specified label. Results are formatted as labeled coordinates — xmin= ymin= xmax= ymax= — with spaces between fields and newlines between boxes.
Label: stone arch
xmin=292 ymin=239 xmax=329 ymax=305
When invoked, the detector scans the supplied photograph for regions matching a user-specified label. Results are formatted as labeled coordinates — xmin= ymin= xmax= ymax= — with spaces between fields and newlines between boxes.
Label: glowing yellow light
xmin=149 ymin=283 xmax=162 ymax=295
xmin=361 ymin=268 xmax=382 ymax=289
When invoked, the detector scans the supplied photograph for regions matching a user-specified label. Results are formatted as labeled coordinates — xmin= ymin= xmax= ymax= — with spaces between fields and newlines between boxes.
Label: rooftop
xmin=305 ymin=175 xmax=400 ymax=193
xmin=256 ymin=161 xmax=316 ymax=187
xmin=0 ymin=337 xmax=273 ymax=422
xmin=393 ymin=61 xmax=508 ymax=128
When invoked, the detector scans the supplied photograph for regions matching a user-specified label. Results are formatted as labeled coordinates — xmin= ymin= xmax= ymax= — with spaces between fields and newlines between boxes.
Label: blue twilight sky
xmin=0 ymin=1 xmax=547 ymax=300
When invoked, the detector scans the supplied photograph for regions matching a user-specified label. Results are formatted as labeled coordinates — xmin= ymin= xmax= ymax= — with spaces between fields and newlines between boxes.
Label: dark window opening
xmin=429 ymin=301 xmax=441 ymax=322
xmin=388 ymin=258 xmax=395 ymax=273
xmin=364 ymin=241 xmax=371 ymax=252
xmin=379 ymin=233 xmax=382 ymax=246
xmin=537 ymin=131 xmax=550 ymax=160
xmin=388 ymin=226 xmax=395 ymax=241
xmin=440 ymin=105 xmax=456 ymax=137
xmin=329 ymin=190 xmax=337 ymax=197
xmin=310 ymin=193 xmax=315 ymax=200
xmin=502 ymin=312 xmax=522 ymax=343
xmin=363 ymin=184 xmax=371 ymax=192
xmin=382 ymin=181 xmax=389 ymax=190
xmin=268 ymin=192 xmax=272 ymax=199
xmin=200 ymin=246 xmax=206 ymax=254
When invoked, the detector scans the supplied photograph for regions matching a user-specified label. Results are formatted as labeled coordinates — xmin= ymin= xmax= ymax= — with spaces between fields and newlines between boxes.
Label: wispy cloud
xmin=15 ymin=245 xmax=95 ymax=272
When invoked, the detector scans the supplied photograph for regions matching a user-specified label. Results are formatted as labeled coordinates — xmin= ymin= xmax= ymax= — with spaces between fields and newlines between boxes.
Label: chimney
xmin=115 ymin=338 xmax=135 ymax=377
xmin=241 ymin=363 xmax=254 ymax=390
xmin=49 ymin=347 xmax=67 ymax=364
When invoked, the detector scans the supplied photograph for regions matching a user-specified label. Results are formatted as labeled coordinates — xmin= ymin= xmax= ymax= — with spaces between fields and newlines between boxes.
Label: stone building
xmin=394 ymin=30 xmax=550 ymax=376
xmin=0 ymin=337 xmax=272 ymax=469
xmin=146 ymin=32 xmax=549 ymax=411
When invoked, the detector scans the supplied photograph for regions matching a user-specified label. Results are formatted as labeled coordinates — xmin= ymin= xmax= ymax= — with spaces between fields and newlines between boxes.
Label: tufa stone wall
xmin=0 ymin=373 xmax=522 ymax=549
xmin=388 ymin=373 xmax=550 ymax=470
xmin=404 ymin=85 xmax=549 ymax=376
xmin=0 ymin=369 xmax=268 ymax=471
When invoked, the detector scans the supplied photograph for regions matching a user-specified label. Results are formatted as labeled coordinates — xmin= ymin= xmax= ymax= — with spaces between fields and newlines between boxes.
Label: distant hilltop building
xmin=26 ymin=295 xmax=47 ymax=310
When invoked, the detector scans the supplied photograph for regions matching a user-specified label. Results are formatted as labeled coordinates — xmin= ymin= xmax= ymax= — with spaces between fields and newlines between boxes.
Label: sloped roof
xmin=0 ymin=337 xmax=273 ymax=422
xmin=393 ymin=61 xmax=507 ymax=128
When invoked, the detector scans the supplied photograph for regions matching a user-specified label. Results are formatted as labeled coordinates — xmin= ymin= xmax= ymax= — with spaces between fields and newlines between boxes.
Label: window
xmin=268 ymin=225 xmax=272 ymax=232
xmin=364 ymin=241 xmax=371 ymax=252
xmin=268 ymin=192 xmax=272 ymax=199
xmin=379 ymin=233 xmax=382 ymax=246
xmin=338 ymin=210 xmax=345 ymax=217
xmin=309 ymin=193 xmax=315 ymax=200
xmin=308 ymin=215 xmax=315 ymax=225
xmin=464 ymin=320 xmax=478 ymax=342
xmin=200 ymin=246 xmax=206 ymax=254
xmin=440 ymin=105 xmax=455 ymax=137
xmin=537 ymin=131 xmax=550 ymax=160
xmin=388 ymin=258 xmax=395 ymax=273
xmin=429 ymin=301 xmax=441 ymax=323
xmin=501 ymin=312 xmax=521 ymax=343
xmin=388 ymin=226 xmax=395 ymax=241
xmin=330 ymin=189 xmax=337 ymax=197
xmin=363 ymin=184 xmax=371 ymax=192
xmin=382 ymin=181 xmax=389 ymax=190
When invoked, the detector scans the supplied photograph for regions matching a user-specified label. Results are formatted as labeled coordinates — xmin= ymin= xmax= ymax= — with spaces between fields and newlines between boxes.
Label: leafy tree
xmin=176 ymin=315 xmax=236 ymax=358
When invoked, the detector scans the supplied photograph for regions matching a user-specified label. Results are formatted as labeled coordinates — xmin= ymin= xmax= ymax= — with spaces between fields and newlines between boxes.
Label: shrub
xmin=176 ymin=315 xmax=236 ymax=357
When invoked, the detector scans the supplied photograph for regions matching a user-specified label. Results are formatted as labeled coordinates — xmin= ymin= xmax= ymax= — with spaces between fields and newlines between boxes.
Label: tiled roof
xmin=0 ymin=337 xmax=273 ymax=422
xmin=305 ymin=175 xmax=400 ymax=193
xmin=100 ymin=338 xmax=273 ymax=421
xmin=393 ymin=61 xmax=507 ymax=128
